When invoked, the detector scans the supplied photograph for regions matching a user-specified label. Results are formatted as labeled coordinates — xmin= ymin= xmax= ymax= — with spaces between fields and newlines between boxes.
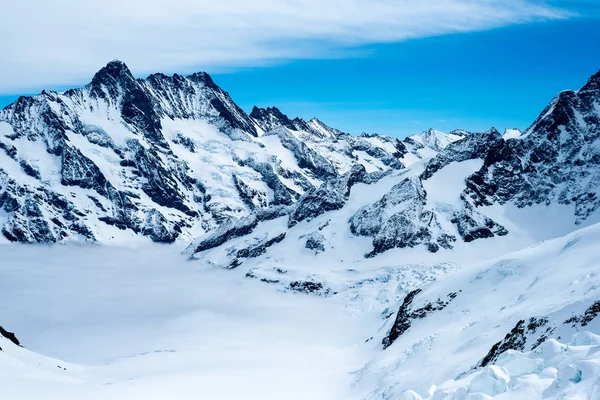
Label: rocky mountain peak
xmin=487 ymin=127 xmax=501 ymax=136
xmin=449 ymin=129 xmax=470 ymax=137
xmin=581 ymin=69 xmax=600 ymax=92
xmin=306 ymin=118 xmax=341 ymax=139
xmin=407 ymin=128 xmax=462 ymax=152
xmin=90 ymin=60 xmax=135 ymax=91
xmin=186 ymin=71 xmax=219 ymax=90
xmin=250 ymin=106 xmax=296 ymax=132
xmin=0 ymin=60 xmax=415 ymax=244
xmin=5 ymin=61 xmax=600 ymax=250
xmin=248 ymin=107 xmax=342 ymax=139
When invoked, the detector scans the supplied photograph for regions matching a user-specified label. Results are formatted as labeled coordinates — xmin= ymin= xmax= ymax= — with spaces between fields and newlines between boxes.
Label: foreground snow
xmin=355 ymin=221 xmax=600 ymax=399
xmin=0 ymin=244 xmax=377 ymax=399
xmin=410 ymin=333 xmax=600 ymax=399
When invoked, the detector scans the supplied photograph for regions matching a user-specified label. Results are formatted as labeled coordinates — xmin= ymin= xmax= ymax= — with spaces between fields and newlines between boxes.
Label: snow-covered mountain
xmin=0 ymin=60 xmax=426 ymax=244
xmin=406 ymin=128 xmax=465 ymax=153
xmin=2 ymin=63 xmax=600 ymax=400
xmin=178 ymin=69 xmax=600 ymax=398
xmin=185 ymin=69 xmax=600 ymax=264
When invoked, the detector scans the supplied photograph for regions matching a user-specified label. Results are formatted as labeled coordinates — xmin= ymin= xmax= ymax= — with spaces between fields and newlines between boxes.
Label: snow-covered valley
xmin=0 ymin=244 xmax=376 ymax=399
xmin=3 ymin=219 xmax=600 ymax=399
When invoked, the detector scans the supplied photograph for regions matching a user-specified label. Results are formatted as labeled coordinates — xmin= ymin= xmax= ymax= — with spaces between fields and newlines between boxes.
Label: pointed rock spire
xmin=90 ymin=60 xmax=135 ymax=89
xmin=581 ymin=70 xmax=600 ymax=92
xmin=249 ymin=106 xmax=296 ymax=131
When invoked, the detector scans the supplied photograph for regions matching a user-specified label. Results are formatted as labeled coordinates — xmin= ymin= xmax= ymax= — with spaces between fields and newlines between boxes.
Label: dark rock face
xmin=90 ymin=60 xmax=167 ymax=148
xmin=185 ymin=215 xmax=259 ymax=255
xmin=255 ymin=205 xmax=294 ymax=222
xmin=564 ymin=300 xmax=600 ymax=327
xmin=477 ymin=298 xmax=600 ymax=369
xmin=61 ymin=145 xmax=112 ymax=197
xmin=275 ymin=128 xmax=337 ymax=179
xmin=123 ymin=140 xmax=190 ymax=213
xmin=382 ymin=289 xmax=422 ymax=349
xmin=250 ymin=106 xmax=297 ymax=132
xmin=451 ymin=201 xmax=508 ymax=242
xmin=235 ymin=232 xmax=286 ymax=260
xmin=0 ymin=326 xmax=21 ymax=348
xmin=236 ymin=157 xmax=294 ymax=206
xmin=288 ymin=280 xmax=331 ymax=296
xmin=383 ymin=290 xmax=458 ymax=349
xmin=289 ymin=164 xmax=366 ymax=227
xmin=350 ymin=176 xmax=457 ymax=256
xmin=141 ymin=209 xmax=179 ymax=243
xmin=0 ymin=170 xmax=97 ymax=242
xmin=3 ymin=196 xmax=55 ymax=242
xmin=147 ymin=71 xmax=258 ymax=137
xmin=303 ymin=231 xmax=326 ymax=253
xmin=479 ymin=319 xmax=528 ymax=367
xmin=478 ymin=317 xmax=552 ymax=367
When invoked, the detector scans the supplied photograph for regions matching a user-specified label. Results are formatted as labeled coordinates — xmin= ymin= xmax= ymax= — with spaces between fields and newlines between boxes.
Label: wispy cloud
xmin=0 ymin=0 xmax=570 ymax=93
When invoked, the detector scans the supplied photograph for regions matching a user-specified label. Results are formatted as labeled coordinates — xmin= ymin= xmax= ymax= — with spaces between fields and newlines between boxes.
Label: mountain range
xmin=2 ymin=62 xmax=600 ymax=399
xmin=0 ymin=60 xmax=447 ymax=244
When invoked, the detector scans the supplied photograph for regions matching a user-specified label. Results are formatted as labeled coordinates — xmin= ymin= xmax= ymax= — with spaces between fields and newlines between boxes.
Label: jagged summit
xmin=406 ymin=128 xmax=463 ymax=152
xmin=94 ymin=59 xmax=132 ymax=78
xmin=250 ymin=106 xmax=296 ymax=132
xmin=91 ymin=60 xmax=219 ymax=91
xmin=305 ymin=117 xmax=342 ymax=139
xmin=89 ymin=60 xmax=136 ymax=93
xmin=186 ymin=71 xmax=220 ymax=89
xmin=249 ymin=105 xmax=342 ymax=139
xmin=580 ymin=69 xmax=600 ymax=92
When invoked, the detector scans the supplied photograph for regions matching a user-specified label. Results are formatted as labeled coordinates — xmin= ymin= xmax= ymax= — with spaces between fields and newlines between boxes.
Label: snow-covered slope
xmin=0 ymin=60 xmax=430 ymax=245
xmin=355 ymin=220 xmax=600 ymax=399
xmin=186 ymin=70 xmax=600 ymax=263
xmin=407 ymin=128 xmax=465 ymax=152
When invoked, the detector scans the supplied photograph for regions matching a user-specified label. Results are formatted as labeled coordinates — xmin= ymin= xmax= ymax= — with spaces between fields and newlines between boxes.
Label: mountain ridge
xmin=184 ymin=67 xmax=600 ymax=267
xmin=0 ymin=60 xmax=441 ymax=245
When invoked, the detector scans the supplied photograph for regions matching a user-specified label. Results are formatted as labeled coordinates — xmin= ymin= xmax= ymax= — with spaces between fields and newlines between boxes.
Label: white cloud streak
xmin=0 ymin=0 xmax=569 ymax=93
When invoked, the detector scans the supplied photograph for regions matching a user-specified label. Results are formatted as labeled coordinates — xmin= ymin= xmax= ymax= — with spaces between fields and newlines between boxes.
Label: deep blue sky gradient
xmin=1 ymin=17 xmax=599 ymax=137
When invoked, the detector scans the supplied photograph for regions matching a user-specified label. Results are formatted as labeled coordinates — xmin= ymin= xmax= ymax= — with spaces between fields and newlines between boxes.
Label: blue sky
xmin=212 ymin=17 xmax=600 ymax=136
xmin=1 ymin=1 xmax=599 ymax=137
